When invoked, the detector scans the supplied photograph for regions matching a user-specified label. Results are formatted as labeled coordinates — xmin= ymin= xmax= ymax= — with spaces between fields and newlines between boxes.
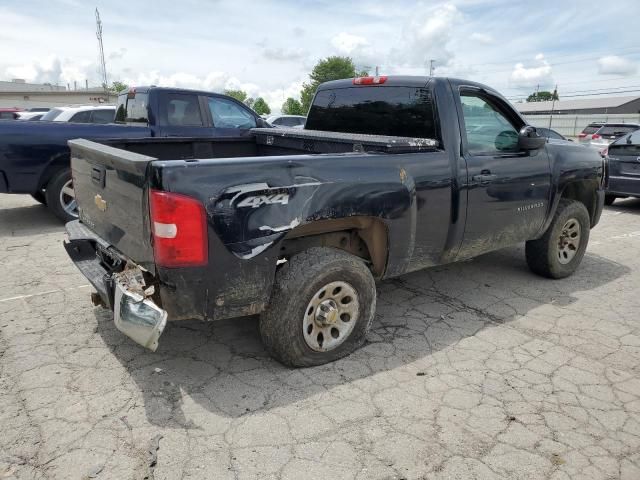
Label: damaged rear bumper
xmin=64 ymin=220 xmax=167 ymax=351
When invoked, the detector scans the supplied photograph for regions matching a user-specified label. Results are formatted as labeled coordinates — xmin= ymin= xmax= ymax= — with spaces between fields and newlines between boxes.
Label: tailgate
xmin=69 ymin=139 xmax=156 ymax=272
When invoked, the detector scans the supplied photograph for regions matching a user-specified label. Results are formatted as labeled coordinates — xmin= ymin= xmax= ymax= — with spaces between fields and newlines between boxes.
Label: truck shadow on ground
xmin=607 ymin=197 xmax=640 ymax=212
xmin=0 ymin=197 xmax=63 ymax=238
xmin=94 ymin=244 xmax=631 ymax=427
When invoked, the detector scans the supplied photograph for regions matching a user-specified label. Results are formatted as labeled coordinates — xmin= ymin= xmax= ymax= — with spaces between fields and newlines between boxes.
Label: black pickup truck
xmin=0 ymin=87 xmax=268 ymax=221
xmin=64 ymin=76 xmax=605 ymax=367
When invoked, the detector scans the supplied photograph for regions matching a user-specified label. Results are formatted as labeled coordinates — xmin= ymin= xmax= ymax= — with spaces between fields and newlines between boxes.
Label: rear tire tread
xmin=259 ymin=247 xmax=376 ymax=367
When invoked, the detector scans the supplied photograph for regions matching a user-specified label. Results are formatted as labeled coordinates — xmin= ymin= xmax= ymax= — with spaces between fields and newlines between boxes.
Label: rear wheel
xmin=525 ymin=199 xmax=590 ymax=279
xmin=604 ymin=194 xmax=617 ymax=206
xmin=45 ymin=168 xmax=78 ymax=222
xmin=259 ymin=247 xmax=376 ymax=367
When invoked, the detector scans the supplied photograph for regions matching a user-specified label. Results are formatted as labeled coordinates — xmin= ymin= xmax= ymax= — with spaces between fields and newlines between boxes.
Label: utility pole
xmin=375 ymin=66 xmax=379 ymax=76
xmin=548 ymin=84 xmax=558 ymax=129
xmin=429 ymin=59 xmax=435 ymax=76
xmin=95 ymin=8 xmax=108 ymax=93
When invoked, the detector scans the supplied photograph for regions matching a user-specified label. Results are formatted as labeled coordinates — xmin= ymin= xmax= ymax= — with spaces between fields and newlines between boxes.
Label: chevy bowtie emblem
xmin=94 ymin=194 xmax=107 ymax=212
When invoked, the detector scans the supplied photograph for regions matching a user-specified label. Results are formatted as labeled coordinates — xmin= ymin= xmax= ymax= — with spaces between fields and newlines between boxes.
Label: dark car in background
xmin=605 ymin=130 xmax=640 ymax=205
xmin=590 ymin=123 xmax=640 ymax=154
xmin=536 ymin=127 xmax=573 ymax=144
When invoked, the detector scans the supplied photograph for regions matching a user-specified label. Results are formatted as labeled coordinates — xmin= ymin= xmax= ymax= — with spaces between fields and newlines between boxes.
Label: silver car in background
xmin=266 ymin=114 xmax=306 ymax=129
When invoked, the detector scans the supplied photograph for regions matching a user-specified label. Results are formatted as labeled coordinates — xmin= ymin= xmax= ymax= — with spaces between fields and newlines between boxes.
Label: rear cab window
xmin=306 ymin=85 xmax=438 ymax=139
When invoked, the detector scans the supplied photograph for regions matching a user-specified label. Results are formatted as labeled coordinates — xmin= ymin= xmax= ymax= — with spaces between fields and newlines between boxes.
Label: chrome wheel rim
xmin=557 ymin=218 xmax=581 ymax=265
xmin=59 ymin=179 xmax=78 ymax=218
xmin=303 ymin=281 xmax=359 ymax=352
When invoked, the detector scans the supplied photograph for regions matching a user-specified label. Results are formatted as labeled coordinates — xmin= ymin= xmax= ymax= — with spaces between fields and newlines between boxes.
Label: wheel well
xmin=36 ymin=153 xmax=69 ymax=191
xmin=560 ymin=180 xmax=599 ymax=225
xmin=281 ymin=217 xmax=388 ymax=278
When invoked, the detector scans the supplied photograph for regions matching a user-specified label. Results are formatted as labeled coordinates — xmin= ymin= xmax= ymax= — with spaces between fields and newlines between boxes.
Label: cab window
xmin=91 ymin=109 xmax=115 ymax=124
xmin=461 ymin=94 xmax=519 ymax=154
xmin=69 ymin=111 xmax=92 ymax=123
xmin=166 ymin=94 xmax=203 ymax=126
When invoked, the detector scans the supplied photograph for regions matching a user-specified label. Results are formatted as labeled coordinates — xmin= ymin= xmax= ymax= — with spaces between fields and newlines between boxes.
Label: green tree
xmin=108 ymin=81 xmax=129 ymax=94
xmin=299 ymin=56 xmax=367 ymax=112
xmin=224 ymin=89 xmax=248 ymax=103
xmin=252 ymin=97 xmax=271 ymax=115
xmin=245 ymin=97 xmax=255 ymax=109
xmin=526 ymin=90 xmax=559 ymax=102
xmin=281 ymin=97 xmax=305 ymax=115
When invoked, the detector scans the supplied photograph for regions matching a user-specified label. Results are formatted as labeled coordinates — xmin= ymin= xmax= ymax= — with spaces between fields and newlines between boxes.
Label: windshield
xmin=41 ymin=108 xmax=64 ymax=121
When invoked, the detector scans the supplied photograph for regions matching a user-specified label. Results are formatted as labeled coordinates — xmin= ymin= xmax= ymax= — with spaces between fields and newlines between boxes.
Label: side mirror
xmin=256 ymin=118 xmax=274 ymax=128
xmin=518 ymin=126 xmax=546 ymax=150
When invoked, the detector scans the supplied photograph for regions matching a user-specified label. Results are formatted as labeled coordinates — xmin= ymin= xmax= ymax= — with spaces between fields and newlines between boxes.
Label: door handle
xmin=472 ymin=171 xmax=497 ymax=183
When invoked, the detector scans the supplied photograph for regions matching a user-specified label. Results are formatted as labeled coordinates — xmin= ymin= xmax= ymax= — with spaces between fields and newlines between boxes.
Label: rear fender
xmin=36 ymin=151 xmax=70 ymax=191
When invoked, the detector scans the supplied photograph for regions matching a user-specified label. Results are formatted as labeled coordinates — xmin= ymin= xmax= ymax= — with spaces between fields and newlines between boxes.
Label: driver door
xmin=458 ymin=89 xmax=552 ymax=259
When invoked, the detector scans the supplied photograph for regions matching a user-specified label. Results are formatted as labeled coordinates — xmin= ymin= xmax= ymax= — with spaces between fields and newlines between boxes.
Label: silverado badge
xmin=94 ymin=194 xmax=107 ymax=212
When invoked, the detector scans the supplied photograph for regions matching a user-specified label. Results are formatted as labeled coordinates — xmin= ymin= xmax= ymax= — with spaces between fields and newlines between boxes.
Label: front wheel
xmin=259 ymin=247 xmax=376 ymax=367
xmin=44 ymin=168 xmax=78 ymax=222
xmin=525 ymin=199 xmax=590 ymax=279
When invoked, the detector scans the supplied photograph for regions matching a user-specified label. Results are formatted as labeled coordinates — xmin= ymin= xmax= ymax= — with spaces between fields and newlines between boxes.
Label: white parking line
xmin=0 ymin=285 xmax=91 ymax=303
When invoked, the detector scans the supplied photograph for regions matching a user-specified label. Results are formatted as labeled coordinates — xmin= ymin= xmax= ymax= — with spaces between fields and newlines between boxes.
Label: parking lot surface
xmin=1 ymin=193 xmax=639 ymax=480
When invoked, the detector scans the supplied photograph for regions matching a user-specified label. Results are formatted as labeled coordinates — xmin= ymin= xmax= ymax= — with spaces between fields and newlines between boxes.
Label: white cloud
xmin=510 ymin=53 xmax=553 ymax=87
xmin=331 ymin=32 xmax=369 ymax=55
xmin=261 ymin=80 xmax=306 ymax=114
xmin=470 ymin=32 xmax=493 ymax=45
xmin=398 ymin=3 xmax=462 ymax=65
xmin=4 ymin=55 xmax=97 ymax=86
xmin=597 ymin=55 xmax=637 ymax=76
xmin=262 ymin=47 xmax=307 ymax=62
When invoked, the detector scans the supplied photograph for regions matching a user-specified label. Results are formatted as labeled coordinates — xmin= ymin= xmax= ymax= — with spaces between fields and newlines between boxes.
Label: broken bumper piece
xmin=114 ymin=278 xmax=167 ymax=351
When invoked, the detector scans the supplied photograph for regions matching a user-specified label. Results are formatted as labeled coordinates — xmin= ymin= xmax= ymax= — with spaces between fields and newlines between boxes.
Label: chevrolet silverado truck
xmin=0 ymin=87 xmax=269 ymax=221
xmin=63 ymin=76 xmax=605 ymax=367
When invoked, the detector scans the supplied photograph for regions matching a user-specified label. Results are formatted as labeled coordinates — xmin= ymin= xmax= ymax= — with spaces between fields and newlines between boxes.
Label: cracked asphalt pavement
xmin=1 ymin=193 xmax=640 ymax=480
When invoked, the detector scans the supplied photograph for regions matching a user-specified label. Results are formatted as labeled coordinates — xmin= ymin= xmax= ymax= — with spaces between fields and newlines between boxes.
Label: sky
xmin=1 ymin=0 xmax=639 ymax=112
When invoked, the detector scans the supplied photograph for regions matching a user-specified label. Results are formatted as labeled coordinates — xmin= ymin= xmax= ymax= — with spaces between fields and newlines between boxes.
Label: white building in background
xmin=0 ymin=79 xmax=115 ymax=109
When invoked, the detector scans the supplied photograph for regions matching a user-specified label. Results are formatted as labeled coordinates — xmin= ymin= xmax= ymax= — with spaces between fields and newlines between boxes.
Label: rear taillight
xmin=149 ymin=189 xmax=208 ymax=268
xmin=353 ymin=76 xmax=387 ymax=85
xmin=591 ymin=134 xmax=601 ymax=140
